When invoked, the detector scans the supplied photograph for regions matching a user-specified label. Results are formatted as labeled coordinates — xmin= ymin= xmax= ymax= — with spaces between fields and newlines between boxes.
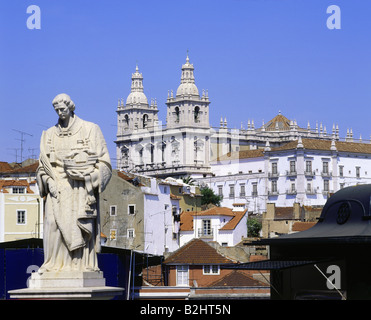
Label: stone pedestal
xmin=8 ymin=271 xmax=124 ymax=300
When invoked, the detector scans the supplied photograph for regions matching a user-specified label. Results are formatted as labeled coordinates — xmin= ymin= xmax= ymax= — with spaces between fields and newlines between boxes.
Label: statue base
xmin=8 ymin=271 xmax=124 ymax=300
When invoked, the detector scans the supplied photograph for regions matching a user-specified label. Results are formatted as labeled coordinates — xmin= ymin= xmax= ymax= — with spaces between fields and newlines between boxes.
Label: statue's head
xmin=52 ymin=93 xmax=75 ymax=114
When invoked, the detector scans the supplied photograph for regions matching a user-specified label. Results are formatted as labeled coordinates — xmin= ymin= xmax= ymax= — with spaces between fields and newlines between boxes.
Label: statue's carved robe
xmin=36 ymin=115 xmax=111 ymax=273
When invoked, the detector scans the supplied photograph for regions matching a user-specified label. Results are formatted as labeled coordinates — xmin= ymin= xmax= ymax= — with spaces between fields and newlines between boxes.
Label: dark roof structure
xmin=256 ymin=184 xmax=371 ymax=246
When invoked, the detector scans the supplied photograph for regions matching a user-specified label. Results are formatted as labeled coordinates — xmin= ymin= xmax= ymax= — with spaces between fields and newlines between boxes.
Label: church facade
xmin=115 ymin=56 xmax=212 ymax=178
xmin=115 ymin=55 xmax=345 ymax=180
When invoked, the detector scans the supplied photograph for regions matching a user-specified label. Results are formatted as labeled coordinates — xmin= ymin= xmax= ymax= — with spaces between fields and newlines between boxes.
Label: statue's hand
xmin=48 ymin=179 xmax=58 ymax=198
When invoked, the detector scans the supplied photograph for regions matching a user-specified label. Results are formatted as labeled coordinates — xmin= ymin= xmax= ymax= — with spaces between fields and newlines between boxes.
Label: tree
xmin=181 ymin=175 xmax=196 ymax=186
xmin=247 ymin=218 xmax=262 ymax=237
xmin=200 ymin=186 xmax=222 ymax=207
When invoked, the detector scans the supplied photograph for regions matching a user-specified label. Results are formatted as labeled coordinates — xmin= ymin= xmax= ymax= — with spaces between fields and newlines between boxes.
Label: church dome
xmin=175 ymin=53 xmax=200 ymax=98
xmin=126 ymin=65 xmax=149 ymax=105
xmin=126 ymin=91 xmax=148 ymax=105
xmin=176 ymin=82 xmax=199 ymax=97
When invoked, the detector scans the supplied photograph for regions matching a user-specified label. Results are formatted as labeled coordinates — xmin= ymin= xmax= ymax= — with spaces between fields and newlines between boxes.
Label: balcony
xmin=306 ymin=188 xmax=317 ymax=195
xmin=197 ymin=228 xmax=213 ymax=239
xmin=304 ymin=170 xmax=315 ymax=177
xmin=286 ymin=170 xmax=297 ymax=177
xmin=286 ymin=189 xmax=297 ymax=195
xmin=321 ymin=171 xmax=332 ymax=177
xmin=268 ymin=172 xmax=279 ymax=178
xmin=268 ymin=190 xmax=279 ymax=197
xmin=322 ymin=190 xmax=334 ymax=196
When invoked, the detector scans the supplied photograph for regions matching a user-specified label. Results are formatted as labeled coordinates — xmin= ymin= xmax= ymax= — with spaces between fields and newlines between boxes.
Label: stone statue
xmin=36 ymin=93 xmax=112 ymax=274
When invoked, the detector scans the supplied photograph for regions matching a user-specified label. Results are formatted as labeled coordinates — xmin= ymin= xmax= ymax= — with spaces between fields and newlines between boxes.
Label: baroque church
xmin=115 ymin=54 xmax=347 ymax=179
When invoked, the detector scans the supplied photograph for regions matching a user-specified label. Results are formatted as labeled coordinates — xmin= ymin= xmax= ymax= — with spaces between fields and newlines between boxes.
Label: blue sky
xmin=1 ymin=0 xmax=371 ymax=167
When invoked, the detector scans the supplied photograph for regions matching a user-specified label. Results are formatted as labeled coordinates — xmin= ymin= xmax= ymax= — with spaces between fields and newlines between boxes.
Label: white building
xmin=116 ymin=55 xmax=212 ymax=178
xmin=179 ymin=205 xmax=248 ymax=247
xmin=101 ymin=171 xmax=181 ymax=255
xmin=197 ymin=137 xmax=371 ymax=214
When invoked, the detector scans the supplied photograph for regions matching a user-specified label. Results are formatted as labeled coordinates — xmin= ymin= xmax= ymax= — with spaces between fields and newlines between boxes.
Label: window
xmin=323 ymin=162 xmax=329 ymax=174
xmin=17 ymin=210 xmax=26 ymax=225
xmin=203 ymin=219 xmax=212 ymax=236
xmin=176 ymin=265 xmax=189 ymax=286
xmin=143 ymin=114 xmax=148 ymax=129
xmin=13 ymin=187 xmax=25 ymax=194
xmin=291 ymin=183 xmax=296 ymax=192
xmin=307 ymin=183 xmax=312 ymax=192
xmin=272 ymin=162 xmax=278 ymax=174
xmin=127 ymin=228 xmax=135 ymax=239
xmin=339 ymin=166 xmax=344 ymax=177
xmin=290 ymin=161 xmax=296 ymax=174
xmin=356 ymin=167 xmax=360 ymax=178
xmin=218 ymin=185 xmax=223 ymax=197
xmin=203 ymin=265 xmax=220 ymax=275
xmin=194 ymin=106 xmax=200 ymax=122
xmin=240 ymin=184 xmax=246 ymax=197
xmin=271 ymin=180 xmax=277 ymax=193
xmin=128 ymin=204 xmax=136 ymax=215
xmin=340 ymin=183 xmax=345 ymax=189
xmin=110 ymin=205 xmax=117 ymax=216
xmin=138 ymin=148 xmax=143 ymax=164
xmin=252 ymin=183 xmax=258 ymax=196
xmin=229 ymin=185 xmax=235 ymax=198
xmin=110 ymin=229 xmax=117 ymax=240
xmin=175 ymin=107 xmax=180 ymax=123
xmin=306 ymin=161 xmax=312 ymax=173
xmin=324 ymin=180 xmax=329 ymax=192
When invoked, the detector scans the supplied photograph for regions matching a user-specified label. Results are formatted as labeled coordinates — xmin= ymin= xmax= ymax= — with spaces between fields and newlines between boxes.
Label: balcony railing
xmin=268 ymin=172 xmax=279 ymax=178
xmin=197 ymin=228 xmax=213 ymax=238
xmin=268 ymin=190 xmax=279 ymax=196
xmin=304 ymin=170 xmax=315 ymax=177
xmin=286 ymin=170 xmax=297 ymax=177
xmin=286 ymin=189 xmax=297 ymax=195
xmin=321 ymin=171 xmax=332 ymax=177
xmin=306 ymin=188 xmax=316 ymax=195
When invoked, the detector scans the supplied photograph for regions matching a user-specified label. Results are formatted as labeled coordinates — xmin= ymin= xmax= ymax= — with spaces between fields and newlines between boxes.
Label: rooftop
xmin=163 ymin=238 xmax=233 ymax=265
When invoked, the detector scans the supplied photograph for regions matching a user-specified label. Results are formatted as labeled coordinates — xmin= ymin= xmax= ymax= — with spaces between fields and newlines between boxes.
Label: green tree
xmin=247 ymin=218 xmax=262 ymax=237
xmin=181 ymin=176 xmax=196 ymax=186
xmin=200 ymin=186 xmax=222 ymax=207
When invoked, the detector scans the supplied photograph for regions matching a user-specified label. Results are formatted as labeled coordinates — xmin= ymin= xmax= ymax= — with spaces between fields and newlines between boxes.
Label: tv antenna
xmin=12 ymin=129 xmax=33 ymax=164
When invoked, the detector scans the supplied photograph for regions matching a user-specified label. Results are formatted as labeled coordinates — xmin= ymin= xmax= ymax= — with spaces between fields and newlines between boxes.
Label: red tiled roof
xmin=216 ymin=149 xmax=264 ymax=161
xmin=190 ymin=206 xmax=236 ymax=217
xmin=208 ymin=270 xmax=267 ymax=287
xmin=180 ymin=210 xmax=194 ymax=231
xmin=0 ymin=162 xmax=13 ymax=172
xmin=292 ymin=221 xmax=317 ymax=232
xmin=163 ymin=238 xmax=234 ymax=265
xmin=9 ymin=161 xmax=39 ymax=174
xmin=274 ymin=138 xmax=371 ymax=154
xmin=217 ymin=138 xmax=371 ymax=162
xmin=264 ymin=113 xmax=292 ymax=131
xmin=0 ymin=179 xmax=34 ymax=194
xmin=180 ymin=207 xmax=247 ymax=232
xmin=274 ymin=207 xmax=294 ymax=220
xmin=117 ymin=170 xmax=145 ymax=186
xmin=220 ymin=210 xmax=247 ymax=230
